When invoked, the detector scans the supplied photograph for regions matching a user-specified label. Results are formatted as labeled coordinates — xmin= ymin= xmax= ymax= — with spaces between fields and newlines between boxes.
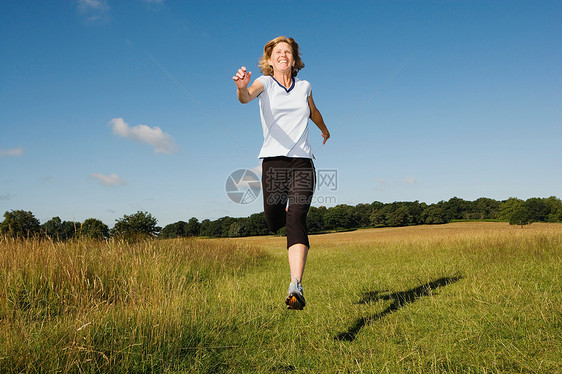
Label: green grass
xmin=1 ymin=223 xmax=561 ymax=373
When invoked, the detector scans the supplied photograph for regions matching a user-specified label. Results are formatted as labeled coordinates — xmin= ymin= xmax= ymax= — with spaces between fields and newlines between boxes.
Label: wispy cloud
xmin=77 ymin=0 xmax=110 ymax=21
xmin=401 ymin=177 xmax=417 ymax=184
xmin=91 ymin=173 xmax=127 ymax=186
xmin=0 ymin=147 xmax=23 ymax=157
xmin=143 ymin=0 xmax=165 ymax=12
xmin=109 ymin=117 xmax=178 ymax=154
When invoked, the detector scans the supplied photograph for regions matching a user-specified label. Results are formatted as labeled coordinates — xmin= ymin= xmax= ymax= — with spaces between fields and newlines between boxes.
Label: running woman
xmin=233 ymin=36 xmax=330 ymax=310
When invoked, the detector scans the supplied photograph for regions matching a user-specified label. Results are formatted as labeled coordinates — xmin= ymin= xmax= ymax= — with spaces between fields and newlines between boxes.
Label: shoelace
xmin=290 ymin=274 xmax=303 ymax=293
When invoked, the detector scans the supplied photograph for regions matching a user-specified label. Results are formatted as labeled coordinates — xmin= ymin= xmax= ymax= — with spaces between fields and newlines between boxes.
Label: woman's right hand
xmin=232 ymin=66 xmax=252 ymax=89
xmin=233 ymin=67 xmax=263 ymax=104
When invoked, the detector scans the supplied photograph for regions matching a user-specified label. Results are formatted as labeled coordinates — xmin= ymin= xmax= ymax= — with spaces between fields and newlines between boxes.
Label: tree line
xmin=2 ymin=196 xmax=561 ymax=240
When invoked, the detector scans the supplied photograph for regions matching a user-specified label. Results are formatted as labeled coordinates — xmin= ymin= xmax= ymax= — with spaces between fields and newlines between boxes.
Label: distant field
xmin=1 ymin=222 xmax=561 ymax=373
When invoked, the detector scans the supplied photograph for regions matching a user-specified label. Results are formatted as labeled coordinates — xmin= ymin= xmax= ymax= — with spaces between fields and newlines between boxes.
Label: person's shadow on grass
xmin=335 ymin=276 xmax=463 ymax=342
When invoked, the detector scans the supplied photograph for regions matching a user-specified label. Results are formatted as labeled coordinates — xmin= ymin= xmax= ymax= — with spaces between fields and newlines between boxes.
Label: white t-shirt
xmin=256 ymin=75 xmax=313 ymax=159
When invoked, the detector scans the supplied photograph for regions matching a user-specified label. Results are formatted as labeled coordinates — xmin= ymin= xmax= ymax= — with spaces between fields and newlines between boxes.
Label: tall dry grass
xmin=1 ymin=223 xmax=561 ymax=372
xmin=0 ymin=236 xmax=265 ymax=373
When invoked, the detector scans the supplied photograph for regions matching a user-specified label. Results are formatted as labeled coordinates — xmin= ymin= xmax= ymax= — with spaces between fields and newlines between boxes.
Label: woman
xmin=233 ymin=36 xmax=330 ymax=310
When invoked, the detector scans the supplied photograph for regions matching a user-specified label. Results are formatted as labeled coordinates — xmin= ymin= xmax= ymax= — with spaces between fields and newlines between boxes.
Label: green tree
xmin=509 ymin=206 xmax=531 ymax=227
xmin=369 ymin=207 xmax=388 ymax=227
xmin=307 ymin=206 xmax=327 ymax=233
xmin=199 ymin=219 xmax=211 ymax=237
xmin=387 ymin=205 xmax=411 ymax=227
xmin=370 ymin=201 xmax=385 ymax=211
xmin=110 ymin=211 xmax=161 ymax=239
xmin=421 ymin=205 xmax=448 ymax=224
xmin=324 ymin=205 xmax=356 ymax=230
xmin=403 ymin=201 xmax=425 ymax=225
xmin=42 ymin=217 xmax=78 ymax=241
xmin=369 ymin=202 xmax=423 ymax=227
xmin=245 ymin=213 xmax=269 ymax=236
xmin=160 ymin=221 xmax=189 ymax=239
xmin=159 ymin=218 xmax=200 ymax=238
xmin=440 ymin=197 xmax=473 ymax=221
xmin=474 ymin=197 xmax=501 ymax=220
xmin=81 ymin=218 xmax=110 ymax=239
xmin=219 ymin=217 xmax=237 ymax=237
xmin=0 ymin=210 xmax=41 ymax=238
xmin=544 ymin=196 xmax=562 ymax=222
xmin=186 ymin=217 xmax=201 ymax=236
xmin=524 ymin=198 xmax=550 ymax=222
xmin=42 ymin=216 xmax=62 ymax=238
xmin=353 ymin=203 xmax=373 ymax=228
xmin=200 ymin=217 xmax=228 ymax=238
xmin=228 ymin=220 xmax=246 ymax=237
xmin=498 ymin=198 xmax=525 ymax=221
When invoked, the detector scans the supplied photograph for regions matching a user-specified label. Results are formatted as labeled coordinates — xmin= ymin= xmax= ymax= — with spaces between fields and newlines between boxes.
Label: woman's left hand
xmin=321 ymin=131 xmax=330 ymax=144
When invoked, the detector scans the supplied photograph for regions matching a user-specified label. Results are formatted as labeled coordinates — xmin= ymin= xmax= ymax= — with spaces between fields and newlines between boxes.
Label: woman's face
xmin=268 ymin=42 xmax=295 ymax=75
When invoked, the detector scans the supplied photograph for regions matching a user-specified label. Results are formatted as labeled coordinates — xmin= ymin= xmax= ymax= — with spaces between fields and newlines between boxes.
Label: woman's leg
xmin=286 ymin=158 xmax=315 ymax=282
xmin=288 ymin=243 xmax=308 ymax=283
xmin=261 ymin=157 xmax=289 ymax=232
xmin=263 ymin=157 xmax=315 ymax=309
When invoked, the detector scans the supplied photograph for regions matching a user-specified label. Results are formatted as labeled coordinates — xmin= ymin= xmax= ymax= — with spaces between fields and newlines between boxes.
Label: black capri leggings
xmin=262 ymin=156 xmax=315 ymax=249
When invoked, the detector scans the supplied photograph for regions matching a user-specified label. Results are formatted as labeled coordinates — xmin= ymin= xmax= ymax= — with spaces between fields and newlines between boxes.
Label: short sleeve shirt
xmin=256 ymin=75 xmax=313 ymax=159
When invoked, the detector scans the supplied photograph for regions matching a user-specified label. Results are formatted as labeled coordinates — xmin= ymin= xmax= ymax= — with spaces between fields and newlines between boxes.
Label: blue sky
xmin=1 ymin=0 xmax=561 ymax=227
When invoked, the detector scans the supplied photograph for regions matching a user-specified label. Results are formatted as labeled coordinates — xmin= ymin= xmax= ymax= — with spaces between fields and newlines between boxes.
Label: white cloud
xmin=78 ymin=0 xmax=106 ymax=9
xmin=77 ymin=0 xmax=109 ymax=21
xmin=91 ymin=173 xmax=127 ymax=186
xmin=0 ymin=147 xmax=23 ymax=157
xmin=109 ymin=117 xmax=178 ymax=154
xmin=143 ymin=0 xmax=165 ymax=12
xmin=402 ymin=177 xmax=417 ymax=184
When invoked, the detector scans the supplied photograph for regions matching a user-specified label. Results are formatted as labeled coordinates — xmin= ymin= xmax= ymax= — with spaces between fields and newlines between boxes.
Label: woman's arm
xmin=308 ymin=94 xmax=330 ymax=144
xmin=233 ymin=66 xmax=263 ymax=104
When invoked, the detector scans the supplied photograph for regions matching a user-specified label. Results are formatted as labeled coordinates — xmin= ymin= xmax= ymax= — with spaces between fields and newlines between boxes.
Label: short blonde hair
xmin=258 ymin=36 xmax=305 ymax=77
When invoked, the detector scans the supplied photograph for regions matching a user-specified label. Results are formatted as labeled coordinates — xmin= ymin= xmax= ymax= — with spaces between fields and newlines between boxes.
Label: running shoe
xmin=285 ymin=282 xmax=306 ymax=310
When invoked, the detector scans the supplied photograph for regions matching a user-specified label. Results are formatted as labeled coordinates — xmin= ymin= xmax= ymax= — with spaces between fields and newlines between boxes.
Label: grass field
xmin=1 ymin=222 xmax=561 ymax=373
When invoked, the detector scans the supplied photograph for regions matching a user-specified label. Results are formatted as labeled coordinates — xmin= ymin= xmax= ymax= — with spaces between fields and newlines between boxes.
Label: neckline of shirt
xmin=270 ymin=76 xmax=295 ymax=93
